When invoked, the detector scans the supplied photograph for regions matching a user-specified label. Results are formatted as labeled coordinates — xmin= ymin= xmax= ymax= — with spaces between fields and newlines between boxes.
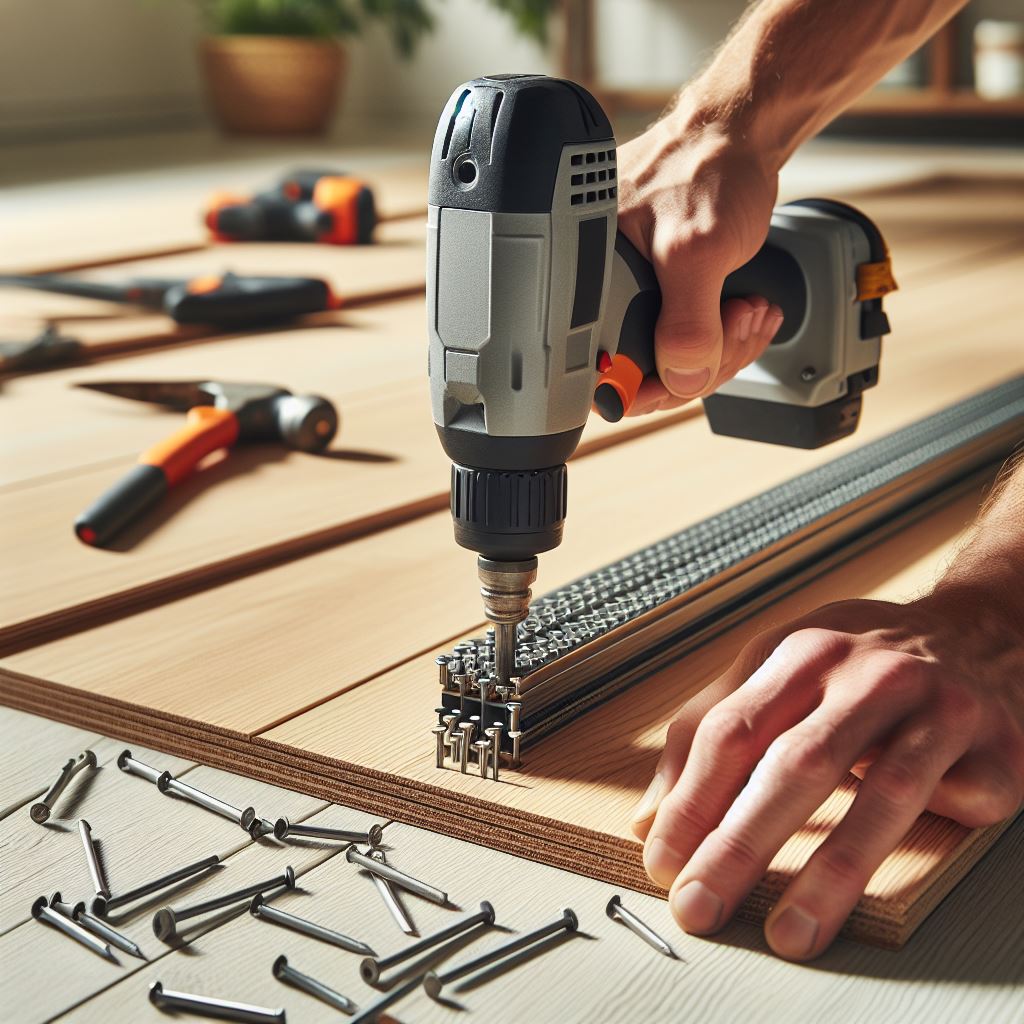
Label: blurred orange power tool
xmin=73 ymin=379 xmax=339 ymax=547
xmin=206 ymin=168 xmax=377 ymax=245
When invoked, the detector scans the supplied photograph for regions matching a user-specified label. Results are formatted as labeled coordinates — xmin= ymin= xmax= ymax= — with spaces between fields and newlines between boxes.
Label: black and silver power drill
xmin=427 ymin=74 xmax=896 ymax=687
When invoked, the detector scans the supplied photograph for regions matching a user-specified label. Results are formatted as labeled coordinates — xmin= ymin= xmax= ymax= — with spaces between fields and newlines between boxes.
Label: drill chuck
xmin=450 ymin=464 xmax=567 ymax=562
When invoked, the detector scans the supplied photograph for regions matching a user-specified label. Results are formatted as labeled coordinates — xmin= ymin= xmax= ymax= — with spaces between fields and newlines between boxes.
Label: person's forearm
xmin=931 ymin=454 xmax=1024 ymax=635
xmin=670 ymin=0 xmax=968 ymax=172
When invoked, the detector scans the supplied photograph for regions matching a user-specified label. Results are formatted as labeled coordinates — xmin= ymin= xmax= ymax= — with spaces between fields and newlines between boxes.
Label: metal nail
xmin=345 ymin=847 xmax=447 ymax=905
xmin=50 ymin=892 xmax=146 ymax=959
xmin=250 ymin=894 xmax=374 ymax=956
xmin=31 ymin=896 xmax=114 ymax=960
xmin=30 ymin=750 xmax=96 ymax=823
xmin=366 ymin=848 xmax=415 ymax=936
xmin=149 ymin=981 xmax=285 ymax=1023
xmin=360 ymin=901 xmax=494 ymax=985
xmin=273 ymin=955 xmax=357 ymax=1015
xmin=273 ymin=817 xmax=383 ymax=847
xmin=79 ymin=819 xmax=111 ymax=899
xmin=486 ymin=726 xmax=502 ymax=782
xmin=348 ymin=976 xmax=420 ymax=1024
xmin=153 ymin=866 xmax=295 ymax=941
xmin=508 ymin=730 xmax=523 ymax=769
xmin=436 ymin=655 xmax=451 ymax=689
xmin=606 ymin=895 xmax=676 ymax=958
xmin=157 ymin=772 xmax=255 ymax=831
xmin=423 ymin=908 xmax=578 ymax=998
xmin=116 ymin=749 xmax=162 ymax=785
xmin=92 ymin=853 xmax=220 ymax=917
xmin=248 ymin=817 xmax=276 ymax=839
xmin=474 ymin=739 xmax=491 ymax=778
xmin=432 ymin=725 xmax=447 ymax=769
xmin=507 ymin=702 xmax=522 ymax=733
xmin=459 ymin=721 xmax=474 ymax=773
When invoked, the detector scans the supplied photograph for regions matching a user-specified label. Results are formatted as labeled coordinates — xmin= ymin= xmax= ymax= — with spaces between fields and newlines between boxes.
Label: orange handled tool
xmin=206 ymin=168 xmax=376 ymax=245
xmin=74 ymin=379 xmax=339 ymax=547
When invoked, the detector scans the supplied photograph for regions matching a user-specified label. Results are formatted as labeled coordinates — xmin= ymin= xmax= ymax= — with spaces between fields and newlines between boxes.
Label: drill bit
xmin=476 ymin=557 xmax=537 ymax=688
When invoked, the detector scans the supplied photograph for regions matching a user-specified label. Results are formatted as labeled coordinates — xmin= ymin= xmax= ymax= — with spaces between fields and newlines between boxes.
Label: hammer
xmin=74 ymin=379 xmax=338 ymax=546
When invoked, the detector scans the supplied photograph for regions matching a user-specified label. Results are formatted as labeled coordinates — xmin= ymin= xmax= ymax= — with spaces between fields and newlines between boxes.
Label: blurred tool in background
xmin=73 ymin=379 xmax=339 ymax=547
xmin=206 ymin=168 xmax=377 ymax=245
xmin=0 ymin=326 xmax=83 ymax=373
xmin=0 ymin=271 xmax=339 ymax=329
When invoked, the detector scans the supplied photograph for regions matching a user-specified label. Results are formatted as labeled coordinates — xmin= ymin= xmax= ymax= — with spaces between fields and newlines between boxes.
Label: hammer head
xmin=76 ymin=379 xmax=339 ymax=451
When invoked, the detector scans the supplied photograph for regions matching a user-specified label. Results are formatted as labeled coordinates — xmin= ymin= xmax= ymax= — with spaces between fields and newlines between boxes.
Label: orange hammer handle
xmin=139 ymin=406 xmax=240 ymax=486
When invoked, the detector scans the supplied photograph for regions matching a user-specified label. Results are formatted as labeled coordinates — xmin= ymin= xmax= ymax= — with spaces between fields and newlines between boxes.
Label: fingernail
xmin=631 ymin=773 xmax=664 ymax=823
xmin=662 ymin=367 xmax=710 ymax=398
xmin=764 ymin=306 xmax=784 ymax=338
xmin=644 ymin=837 xmax=685 ymax=887
xmin=767 ymin=905 xmax=819 ymax=959
xmin=671 ymin=880 xmax=723 ymax=934
xmin=738 ymin=310 xmax=755 ymax=342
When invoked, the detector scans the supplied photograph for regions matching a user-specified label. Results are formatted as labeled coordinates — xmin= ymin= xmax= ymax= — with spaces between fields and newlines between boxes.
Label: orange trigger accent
xmin=186 ymin=275 xmax=225 ymax=296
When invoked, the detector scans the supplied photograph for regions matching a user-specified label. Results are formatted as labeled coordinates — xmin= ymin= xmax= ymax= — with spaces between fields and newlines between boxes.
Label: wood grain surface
xmin=3 ymin=174 xmax=1023 ymax=957
xmin=2 ymin=160 xmax=428 ymax=276
xmin=3 ymin=237 xmax=1021 ymax=655
xmin=3 ymin=706 xmax=1021 ymax=1024
xmin=3 ymin=475 xmax=1016 ymax=946
xmin=0 ymin=216 xmax=427 ymax=363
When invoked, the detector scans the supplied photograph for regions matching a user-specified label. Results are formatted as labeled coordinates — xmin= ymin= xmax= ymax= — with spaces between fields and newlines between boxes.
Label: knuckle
xmin=859 ymin=651 xmax=929 ymax=703
xmin=868 ymin=757 xmax=925 ymax=810
xmin=813 ymin=842 xmax=869 ymax=887
xmin=657 ymin=793 xmax=717 ymax=842
xmin=712 ymin=827 xmax=763 ymax=873
xmin=697 ymin=706 xmax=756 ymax=761
xmin=768 ymin=728 xmax=838 ymax=785
xmin=771 ymin=627 xmax=849 ymax=668
xmin=933 ymin=682 xmax=983 ymax=731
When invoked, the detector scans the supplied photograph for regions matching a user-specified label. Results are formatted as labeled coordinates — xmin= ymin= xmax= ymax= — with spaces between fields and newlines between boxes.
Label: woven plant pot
xmin=200 ymin=36 xmax=346 ymax=136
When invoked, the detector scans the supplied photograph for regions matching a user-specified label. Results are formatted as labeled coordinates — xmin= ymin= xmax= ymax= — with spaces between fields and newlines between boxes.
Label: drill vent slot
xmin=569 ymin=148 xmax=616 ymax=207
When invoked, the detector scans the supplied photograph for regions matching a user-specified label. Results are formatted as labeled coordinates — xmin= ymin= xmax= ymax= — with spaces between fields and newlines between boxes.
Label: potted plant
xmin=194 ymin=0 xmax=556 ymax=137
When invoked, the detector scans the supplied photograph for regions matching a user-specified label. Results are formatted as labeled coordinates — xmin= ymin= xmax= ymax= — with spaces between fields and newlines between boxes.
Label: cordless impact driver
xmin=427 ymin=74 xmax=896 ymax=691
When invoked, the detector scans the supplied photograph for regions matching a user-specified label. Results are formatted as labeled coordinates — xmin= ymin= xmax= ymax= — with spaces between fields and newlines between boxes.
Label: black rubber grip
xmin=74 ymin=463 xmax=168 ymax=547
xmin=450 ymin=463 xmax=567 ymax=560
xmin=164 ymin=276 xmax=333 ymax=327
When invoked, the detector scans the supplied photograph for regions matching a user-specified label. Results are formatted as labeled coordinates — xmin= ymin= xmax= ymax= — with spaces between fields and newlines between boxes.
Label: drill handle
xmin=593 ymin=227 xmax=807 ymax=423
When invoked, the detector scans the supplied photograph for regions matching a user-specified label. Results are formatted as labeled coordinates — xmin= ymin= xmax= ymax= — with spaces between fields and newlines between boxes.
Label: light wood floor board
xmin=3 ymin=161 xmax=428 ymax=277
xmin=3 ymin=707 xmax=1020 ymax=1024
xmin=0 ymin=707 xmax=102 ymax=822
xmin=2 ymin=237 xmax=1020 ymax=653
xmin=0 ymin=216 xmax=427 ymax=363
xmin=0 ymin=813 xmax=364 ymax=1024
xmin=47 ymin=818 xmax=1024 ymax=1024
xmin=2 ymin=474 xmax=1016 ymax=946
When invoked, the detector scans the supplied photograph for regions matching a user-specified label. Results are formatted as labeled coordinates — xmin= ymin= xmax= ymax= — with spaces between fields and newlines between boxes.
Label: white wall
xmin=0 ymin=0 xmax=1016 ymax=143
xmin=0 ymin=0 xmax=553 ymax=143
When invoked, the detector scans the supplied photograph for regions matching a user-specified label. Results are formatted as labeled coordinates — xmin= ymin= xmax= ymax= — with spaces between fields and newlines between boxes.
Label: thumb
xmin=654 ymin=264 xmax=725 ymax=400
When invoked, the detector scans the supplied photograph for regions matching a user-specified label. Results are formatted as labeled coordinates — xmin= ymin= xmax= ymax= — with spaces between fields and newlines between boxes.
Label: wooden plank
xmin=0 ymin=215 xmax=426 ymax=363
xmin=48 ymin=816 xmax=1024 ymax=1024
xmin=1 ymin=161 xmax=427 ymax=277
xmin=0 ymin=298 xmax=431 ymax=489
xmin=0 ymin=447 xmax=1014 ymax=945
xmin=0 ymin=733 xmax=346 ymax=939
xmin=0 ymin=807 xmax=374 ymax=1024
xmin=2 ymin=237 xmax=1020 ymax=656
xmin=0 ymin=707 xmax=102 ymax=822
